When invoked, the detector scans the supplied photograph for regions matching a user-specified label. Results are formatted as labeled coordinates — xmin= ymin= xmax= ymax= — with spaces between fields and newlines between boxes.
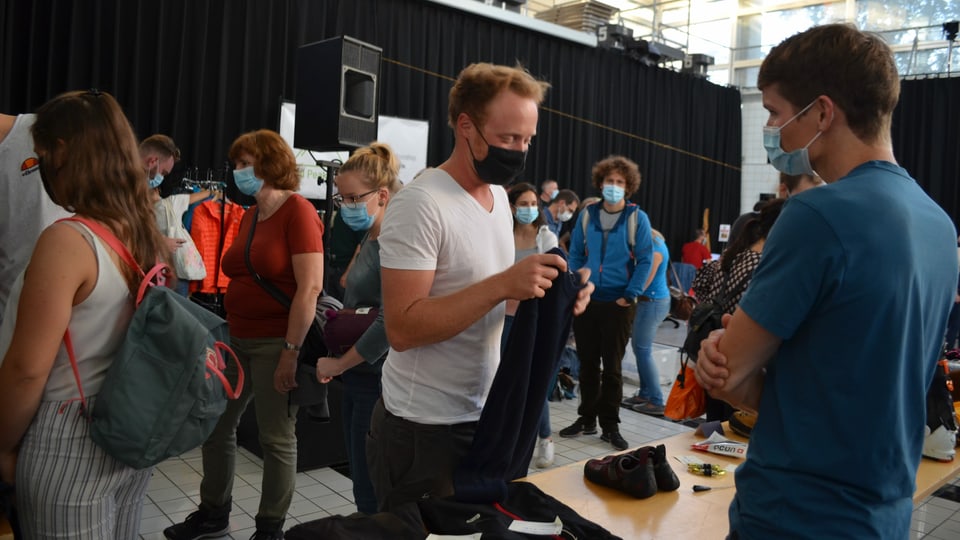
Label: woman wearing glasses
xmin=165 ymin=129 xmax=324 ymax=540
xmin=314 ymin=142 xmax=401 ymax=514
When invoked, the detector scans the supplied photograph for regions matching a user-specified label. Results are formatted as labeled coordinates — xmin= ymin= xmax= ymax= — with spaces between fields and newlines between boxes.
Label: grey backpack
xmin=64 ymin=217 xmax=244 ymax=469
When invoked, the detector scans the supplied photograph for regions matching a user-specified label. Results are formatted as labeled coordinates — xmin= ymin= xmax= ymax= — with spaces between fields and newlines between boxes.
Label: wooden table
xmin=523 ymin=427 xmax=960 ymax=540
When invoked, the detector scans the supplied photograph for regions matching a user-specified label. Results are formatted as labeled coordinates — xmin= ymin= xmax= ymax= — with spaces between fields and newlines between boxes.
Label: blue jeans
xmin=631 ymin=297 xmax=671 ymax=407
xmin=340 ymin=370 xmax=381 ymax=514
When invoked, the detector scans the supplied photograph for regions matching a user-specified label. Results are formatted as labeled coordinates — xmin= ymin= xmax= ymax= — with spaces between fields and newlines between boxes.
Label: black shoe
xmin=583 ymin=453 xmax=657 ymax=499
xmin=601 ymin=430 xmax=629 ymax=451
xmin=163 ymin=507 xmax=231 ymax=540
xmin=649 ymin=444 xmax=680 ymax=492
xmin=559 ymin=418 xmax=597 ymax=438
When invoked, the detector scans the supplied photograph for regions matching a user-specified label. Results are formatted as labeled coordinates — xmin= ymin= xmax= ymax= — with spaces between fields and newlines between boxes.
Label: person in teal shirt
xmin=695 ymin=24 xmax=958 ymax=539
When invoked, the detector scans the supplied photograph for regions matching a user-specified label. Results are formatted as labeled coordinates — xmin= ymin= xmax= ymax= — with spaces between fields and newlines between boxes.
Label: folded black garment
xmin=419 ymin=481 xmax=622 ymax=540
xmin=286 ymin=482 xmax=620 ymax=540
xmin=285 ymin=500 xmax=426 ymax=540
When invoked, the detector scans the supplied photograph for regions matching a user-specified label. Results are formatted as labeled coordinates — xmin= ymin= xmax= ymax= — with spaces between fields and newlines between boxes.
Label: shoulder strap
xmin=716 ymin=262 xmax=754 ymax=309
xmin=582 ymin=205 xmax=639 ymax=250
xmin=61 ymin=217 xmax=143 ymax=277
xmin=626 ymin=205 xmax=638 ymax=251
xmin=669 ymin=262 xmax=683 ymax=290
xmin=581 ymin=207 xmax=590 ymax=242
xmin=57 ymin=217 xmax=162 ymax=419
xmin=61 ymin=217 xmax=167 ymax=304
xmin=243 ymin=208 xmax=294 ymax=310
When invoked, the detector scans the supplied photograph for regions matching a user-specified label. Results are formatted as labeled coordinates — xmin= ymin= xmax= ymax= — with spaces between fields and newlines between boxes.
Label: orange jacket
xmin=190 ymin=200 xmax=246 ymax=294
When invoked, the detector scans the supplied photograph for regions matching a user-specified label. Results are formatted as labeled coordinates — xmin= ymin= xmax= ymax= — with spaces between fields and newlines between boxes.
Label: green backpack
xmin=63 ymin=217 xmax=244 ymax=470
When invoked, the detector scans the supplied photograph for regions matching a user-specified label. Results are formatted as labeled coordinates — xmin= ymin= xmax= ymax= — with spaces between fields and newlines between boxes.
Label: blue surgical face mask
xmin=602 ymin=184 xmax=625 ymax=204
xmin=148 ymin=173 xmax=164 ymax=189
xmin=515 ymin=206 xmax=538 ymax=225
xmin=340 ymin=204 xmax=376 ymax=231
xmin=763 ymin=100 xmax=822 ymax=176
xmin=233 ymin=166 xmax=264 ymax=196
xmin=550 ymin=189 xmax=559 ymax=200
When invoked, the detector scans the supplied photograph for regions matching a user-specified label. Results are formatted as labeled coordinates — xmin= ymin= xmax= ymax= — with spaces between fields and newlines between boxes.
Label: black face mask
xmin=467 ymin=125 xmax=527 ymax=186
xmin=36 ymin=156 xmax=62 ymax=206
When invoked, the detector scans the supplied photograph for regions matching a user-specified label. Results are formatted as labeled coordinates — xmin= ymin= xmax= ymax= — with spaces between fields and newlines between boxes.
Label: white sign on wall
xmin=278 ymin=101 xmax=429 ymax=198
xmin=718 ymin=224 xmax=731 ymax=242
xmin=376 ymin=116 xmax=429 ymax=185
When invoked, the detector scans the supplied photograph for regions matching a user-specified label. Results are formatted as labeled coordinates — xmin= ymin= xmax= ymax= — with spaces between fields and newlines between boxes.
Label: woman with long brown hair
xmin=0 ymin=90 xmax=168 ymax=538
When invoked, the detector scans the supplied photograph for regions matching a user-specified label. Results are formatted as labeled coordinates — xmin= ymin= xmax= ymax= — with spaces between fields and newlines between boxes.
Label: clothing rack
xmin=182 ymin=167 xmax=227 ymax=191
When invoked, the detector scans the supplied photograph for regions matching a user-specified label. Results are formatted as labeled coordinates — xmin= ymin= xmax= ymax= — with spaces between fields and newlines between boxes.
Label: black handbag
xmin=681 ymin=269 xmax=752 ymax=359
xmin=243 ymin=208 xmax=342 ymax=411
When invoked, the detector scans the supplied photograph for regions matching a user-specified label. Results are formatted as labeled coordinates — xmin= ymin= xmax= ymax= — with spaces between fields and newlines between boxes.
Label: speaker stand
xmin=313 ymin=156 xmax=342 ymax=271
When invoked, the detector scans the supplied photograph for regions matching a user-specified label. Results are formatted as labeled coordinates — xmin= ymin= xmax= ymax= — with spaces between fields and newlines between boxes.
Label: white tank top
xmin=0 ymin=221 xmax=134 ymax=401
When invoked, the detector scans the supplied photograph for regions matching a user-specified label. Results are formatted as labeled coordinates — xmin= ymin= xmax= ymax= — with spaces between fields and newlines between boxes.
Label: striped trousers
xmin=15 ymin=399 xmax=151 ymax=539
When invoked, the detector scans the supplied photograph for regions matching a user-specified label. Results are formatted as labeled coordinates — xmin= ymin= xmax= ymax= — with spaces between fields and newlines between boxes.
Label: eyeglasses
xmin=332 ymin=189 xmax=378 ymax=209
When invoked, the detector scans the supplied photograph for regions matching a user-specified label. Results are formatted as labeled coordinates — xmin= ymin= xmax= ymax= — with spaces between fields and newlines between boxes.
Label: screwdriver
xmin=692 ymin=484 xmax=735 ymax=492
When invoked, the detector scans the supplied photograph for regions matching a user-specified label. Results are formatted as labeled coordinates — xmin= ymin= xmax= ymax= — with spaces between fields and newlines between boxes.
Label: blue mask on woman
xmin=762 ymin=99 xmax=821 ymax=176
xmin=602 ymin=185 xmax=625 ymax=204
xmin=148 ymin=173 xmax=164 ymax=189
xmin=340 ymin=204 xmax=376 ymax=231
xmin=233 ymin=167 xmax=264 ymax=196
xmin=515 ymin=206 xmax=538 ymax=225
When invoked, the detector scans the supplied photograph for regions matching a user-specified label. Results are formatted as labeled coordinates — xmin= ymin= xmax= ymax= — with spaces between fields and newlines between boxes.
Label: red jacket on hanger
xmin=190 ymin=200 xmax=245 ymax=294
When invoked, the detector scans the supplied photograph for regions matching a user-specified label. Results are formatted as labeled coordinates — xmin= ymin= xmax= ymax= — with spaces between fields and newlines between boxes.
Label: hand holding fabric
xmin=501 ymin=253 xmax=565 ymax=300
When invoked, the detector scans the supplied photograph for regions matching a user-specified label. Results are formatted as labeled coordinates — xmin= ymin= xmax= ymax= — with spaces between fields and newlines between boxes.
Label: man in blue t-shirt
xmin=695 ymin=24 xmax=958 ymax=539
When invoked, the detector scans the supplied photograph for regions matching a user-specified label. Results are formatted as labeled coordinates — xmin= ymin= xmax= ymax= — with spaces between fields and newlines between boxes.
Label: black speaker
xmin=295 ymin=36 xmax=382 ymax=152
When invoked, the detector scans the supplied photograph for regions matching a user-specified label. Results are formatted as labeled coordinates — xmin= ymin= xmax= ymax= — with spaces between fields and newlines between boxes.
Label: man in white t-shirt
xmin=0 ymin=113 xmax=71 ymax=327
xmin=368 ymin=63 xmax=594 ymax=511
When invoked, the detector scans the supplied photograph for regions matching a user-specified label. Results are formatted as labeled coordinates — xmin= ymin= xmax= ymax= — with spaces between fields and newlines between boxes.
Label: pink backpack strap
xmin=59 ymin=217 xmax=144 ymax=277
xmin=57 ymin=217 xmax=167 ymax=412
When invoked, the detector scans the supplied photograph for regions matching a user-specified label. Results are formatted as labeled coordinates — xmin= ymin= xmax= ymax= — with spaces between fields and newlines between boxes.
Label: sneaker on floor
xmin=534 ymin=437 xmax=556 ymax=468
xmin=559 ymin=418 xmax=597 ymax=438
xmin=622 ymin=395 xmax=648 ymax=407
xmin=632 ymin=401 xmax=665 ymax=417
xmin=163 ymin=509 xmax=230 ymax=540
xmin=601 ymin=430 xmax=629 ymax=451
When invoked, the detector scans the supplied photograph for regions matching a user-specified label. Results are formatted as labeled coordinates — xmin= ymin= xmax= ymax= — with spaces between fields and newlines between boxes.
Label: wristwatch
xmin=282 ymin=341 xmax=302 ymax=352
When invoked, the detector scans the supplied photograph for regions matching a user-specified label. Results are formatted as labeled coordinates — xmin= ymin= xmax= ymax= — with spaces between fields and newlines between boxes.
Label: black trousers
xmin=366 ymin=399 xmax=476 ymax=512
xmin=572 ymin=300 xmax=636 ymax=432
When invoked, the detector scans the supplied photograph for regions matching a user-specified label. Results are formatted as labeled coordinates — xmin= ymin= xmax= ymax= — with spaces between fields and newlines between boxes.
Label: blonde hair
xmin=339 ymin=142 xmax=402 ymax=194
xmin=447 ymin=63 xmax=550 ymax=128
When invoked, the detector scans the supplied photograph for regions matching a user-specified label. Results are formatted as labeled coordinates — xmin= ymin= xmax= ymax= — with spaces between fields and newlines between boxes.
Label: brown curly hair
xmin=591 ymin=155 xmax=641 ymax=197
xmin=228 ymin=129 xmax=300 ymax=190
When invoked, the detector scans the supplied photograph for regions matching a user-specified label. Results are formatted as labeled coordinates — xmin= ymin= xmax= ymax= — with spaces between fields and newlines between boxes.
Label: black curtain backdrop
xmin=1 ymin=0 xmax=742 ymax=256
xmin=892 ymin=77 xmax=960 ymax=228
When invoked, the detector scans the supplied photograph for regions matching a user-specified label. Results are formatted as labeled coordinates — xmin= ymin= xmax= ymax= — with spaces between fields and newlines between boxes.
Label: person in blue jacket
xmin=559 ymin=155 xmax=653 ymax=451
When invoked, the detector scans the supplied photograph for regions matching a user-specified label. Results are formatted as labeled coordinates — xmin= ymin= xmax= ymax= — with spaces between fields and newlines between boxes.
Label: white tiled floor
xmin=139 ymin=321 xmax=960 ymax=539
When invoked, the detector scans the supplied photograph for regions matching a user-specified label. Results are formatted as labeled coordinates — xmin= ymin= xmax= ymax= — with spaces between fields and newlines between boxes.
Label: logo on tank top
xmin=20 ymin=157 xmax=39 ymax=176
